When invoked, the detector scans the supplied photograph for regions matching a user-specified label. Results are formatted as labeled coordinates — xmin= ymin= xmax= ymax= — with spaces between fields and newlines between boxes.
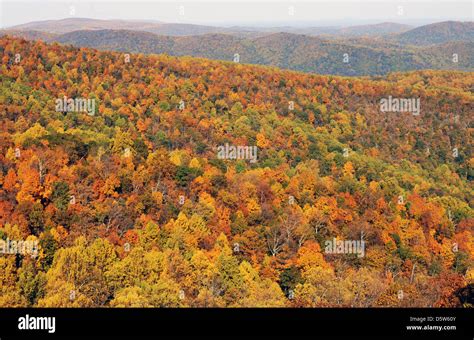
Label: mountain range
xmin=2 ymin=19 xmax=473 ymax=76
xmin=5 ymin=18 xmax=415 ymax=37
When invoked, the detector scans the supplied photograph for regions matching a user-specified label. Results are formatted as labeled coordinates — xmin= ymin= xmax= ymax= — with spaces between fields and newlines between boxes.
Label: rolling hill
xmin=0 ymin=35 xmax=472 ymax=307
xmin=395 ymin=21 xmax=474 ymax=45
xmin=338 ymin=22 xmax=413 ymax=36
xmin=4 ymin=19 xmax=473 ymax=76
xmin=9 ymin=28 xmax=471 ymax=76
xmin=7 ymin=17 xmax=225 ymax=36
xmin=6 ymin=18 xmax=413 ymax=38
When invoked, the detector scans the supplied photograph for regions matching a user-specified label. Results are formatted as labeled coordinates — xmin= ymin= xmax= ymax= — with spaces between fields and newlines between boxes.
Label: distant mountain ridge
xmin=287 ymin=22 xmax=413 ymax=37
xmin=3 ymin=19 xmax=473 ymax=76
xmin=395 ymin=21 xmax=474 ymax=45
xmin=4 ymin=18 xmax=416 ymax=38
xmin=6 ymin=17 xmax=252 ymax=37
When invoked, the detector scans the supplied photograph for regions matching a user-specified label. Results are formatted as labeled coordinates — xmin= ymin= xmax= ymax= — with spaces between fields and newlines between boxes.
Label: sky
xmin=1 ymin=0 xmax=472 ymax=28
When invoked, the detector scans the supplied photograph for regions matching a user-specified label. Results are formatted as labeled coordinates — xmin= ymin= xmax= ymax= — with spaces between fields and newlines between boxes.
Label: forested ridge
xmin=0 ymin=36 xmax=473 ymax=307
xmin=4 ymin=28 xmax=472 ymax=76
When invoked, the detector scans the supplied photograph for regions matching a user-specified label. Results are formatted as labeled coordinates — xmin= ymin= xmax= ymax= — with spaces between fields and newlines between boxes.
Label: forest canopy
xmin=0 ymin=36 xmax=472 ymax=307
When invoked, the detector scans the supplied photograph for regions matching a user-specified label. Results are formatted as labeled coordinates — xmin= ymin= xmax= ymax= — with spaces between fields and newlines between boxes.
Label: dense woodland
xmin=0 ymin=36 xmax=473 ymax=307
xmin=3 ymin=21 xmax=473 ymax=76
xmin=4 ymin=28 xmax=472 ymax=77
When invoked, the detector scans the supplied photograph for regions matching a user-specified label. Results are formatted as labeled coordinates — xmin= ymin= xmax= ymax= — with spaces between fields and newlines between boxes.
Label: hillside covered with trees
xmin=3 ymin=27 xmax=472 ymax=76
xmin=0 ymin=36 xmax=473 ymax=307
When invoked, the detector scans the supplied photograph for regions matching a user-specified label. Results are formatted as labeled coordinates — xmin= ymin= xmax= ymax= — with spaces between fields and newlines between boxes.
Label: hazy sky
xmin=1 ymin=0 xmax=472 ymax=28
